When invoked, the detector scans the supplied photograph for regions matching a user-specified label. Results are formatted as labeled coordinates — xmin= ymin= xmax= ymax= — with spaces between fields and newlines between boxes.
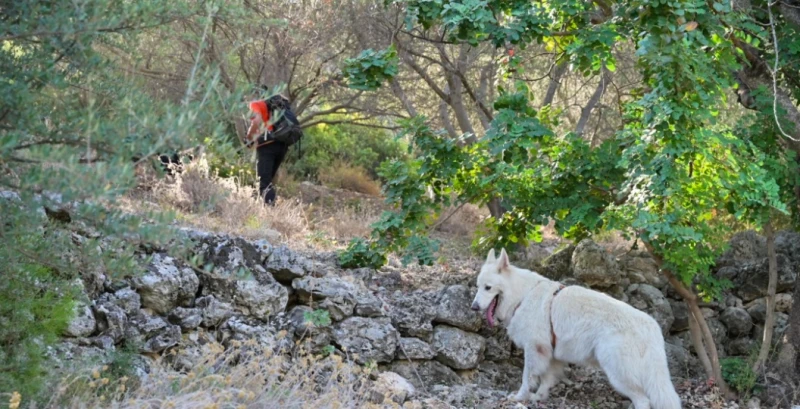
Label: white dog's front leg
xmin=509 ymin=357 xmax=532 ymax=402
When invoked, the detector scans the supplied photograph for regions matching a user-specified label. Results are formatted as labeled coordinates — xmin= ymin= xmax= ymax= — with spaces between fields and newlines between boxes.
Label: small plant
xmin=303 ymin=309 xmax=332 ymax=328
xmin=339 ymin=238 xmax=387 ymax=269
xmin=721 ymin=357 xmax=758 ymax=395
xmin=321 ymin=345 xmax=336 ymax=357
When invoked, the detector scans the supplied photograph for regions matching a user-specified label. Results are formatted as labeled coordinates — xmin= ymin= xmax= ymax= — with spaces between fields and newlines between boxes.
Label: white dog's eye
xmin=484 ymin=285 xmax=492 ymax=291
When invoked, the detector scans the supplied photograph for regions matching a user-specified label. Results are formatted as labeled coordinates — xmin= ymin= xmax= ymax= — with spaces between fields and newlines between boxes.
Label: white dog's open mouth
xmin=487 ymin=295 xmax=498 ymax=328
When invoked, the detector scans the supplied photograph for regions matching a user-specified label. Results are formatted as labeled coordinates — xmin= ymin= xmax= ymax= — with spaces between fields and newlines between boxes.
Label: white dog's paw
xmin=509 ymin=391 xmax=530 ymax=402
xmin=529 ymin=392 xmax=548 ymax=403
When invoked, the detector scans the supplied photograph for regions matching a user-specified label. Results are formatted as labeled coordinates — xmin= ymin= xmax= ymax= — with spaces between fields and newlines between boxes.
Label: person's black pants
xmin=256 ymin=142 xmax=288 ymax=205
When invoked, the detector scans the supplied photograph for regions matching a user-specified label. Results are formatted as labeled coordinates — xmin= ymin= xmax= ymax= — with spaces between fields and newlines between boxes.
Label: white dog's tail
xmin=644 ymin=371 xmax=681 ymax=409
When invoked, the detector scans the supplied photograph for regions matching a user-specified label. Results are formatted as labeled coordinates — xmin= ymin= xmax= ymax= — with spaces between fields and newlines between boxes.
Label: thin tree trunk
xmin=575 ymin=67 xmax=610 ymax=137
xmin=542 ymin=61 xmax=568 ymax=108
xmin=642 ymin=241 xmax=735 ymax=399
xmin=439 ymin=85 xmax=459 ymax=139
xmin=790 ymin=268 xmax=800 ymax=375
xmin=689 ymin=310 xmax=714 ymax=377
xmin=754 ymin=220 xmax=779 ymax=373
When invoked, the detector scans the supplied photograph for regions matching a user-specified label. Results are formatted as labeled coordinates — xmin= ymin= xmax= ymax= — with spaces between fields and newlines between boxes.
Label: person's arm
xmin=246 ymin=114 xmax=261 ymax=141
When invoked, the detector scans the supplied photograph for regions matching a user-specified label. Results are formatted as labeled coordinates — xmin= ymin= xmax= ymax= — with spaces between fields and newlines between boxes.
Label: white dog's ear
xmin=485 ymin=248 xmax=496 ymax=264
xmin=497 ymin=248 xmax=510 ymax=272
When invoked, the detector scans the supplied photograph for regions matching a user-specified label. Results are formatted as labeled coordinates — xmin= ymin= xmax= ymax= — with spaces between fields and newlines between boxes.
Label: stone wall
xmin=58 ymin=227 xmax=798 ymax=406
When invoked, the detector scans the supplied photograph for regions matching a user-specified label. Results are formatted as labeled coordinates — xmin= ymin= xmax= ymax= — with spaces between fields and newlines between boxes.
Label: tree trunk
xmin=487 ymin=197 xmax=505 ymax=219
xmin=542 ymin=61 xmax=568 ymax=108
xmin=642 ymin=242 xmax=735 ymax=399
xmin=789 ymin=263 xmax=800 ymax=375
xmin=754 ymin=220 xmax=779 ymax=373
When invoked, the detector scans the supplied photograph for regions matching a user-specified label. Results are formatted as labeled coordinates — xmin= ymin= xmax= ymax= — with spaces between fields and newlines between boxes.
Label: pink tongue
xmin=486 ymin=297 xmax=497 ymax=328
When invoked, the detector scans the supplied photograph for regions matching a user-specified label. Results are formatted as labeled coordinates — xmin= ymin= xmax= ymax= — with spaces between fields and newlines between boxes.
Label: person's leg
xmin=257 ymin=146 xmax=277 ymax=204
xmin=265 ymin=146 xmax=288 ymax=204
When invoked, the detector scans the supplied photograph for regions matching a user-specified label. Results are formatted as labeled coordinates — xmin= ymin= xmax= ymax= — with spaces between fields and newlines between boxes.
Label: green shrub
xmin=0 ymin=261 xmax=77 ymax=399
xmin=721 ymin=356 xmax=758 ymax=394
xmin=283 ymin=122 xmax=407 ymax=182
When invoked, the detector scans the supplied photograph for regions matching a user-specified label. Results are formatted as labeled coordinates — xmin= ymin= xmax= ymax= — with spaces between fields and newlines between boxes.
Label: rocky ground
xmin=50 ymin=192 xmax=800 ymax=408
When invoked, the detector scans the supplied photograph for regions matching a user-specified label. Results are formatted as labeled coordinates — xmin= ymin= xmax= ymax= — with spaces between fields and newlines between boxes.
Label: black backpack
xmin=266 ymin=96 xmax=303 ymax=147
xmin=270 ymin=108 xmax=303 ymax=146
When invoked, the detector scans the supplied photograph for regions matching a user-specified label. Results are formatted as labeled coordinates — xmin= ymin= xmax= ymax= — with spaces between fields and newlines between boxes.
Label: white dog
xmin=471 ymin=249 xmax=681 ymax=409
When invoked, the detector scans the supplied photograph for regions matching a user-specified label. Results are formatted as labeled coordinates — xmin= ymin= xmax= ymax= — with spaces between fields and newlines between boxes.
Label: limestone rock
xmin=397 ymin=337 xmax=436 ymax=360
xmin=626 ymin=284 xmax=674 ymax=335
xmin=431 ymin=325 xmax=485 ymax=370
xmin=720 ymin=307 xmax=753 ymax=337
xmin=434 ymin=285 xmax=482 ymax=332
xmin=133 ymin=254 xmax=198 ymax=314
xmin=332 ymin=317 xmax=398 ymax=364
xmin=572 ymin=239 xmax=621 ymax=288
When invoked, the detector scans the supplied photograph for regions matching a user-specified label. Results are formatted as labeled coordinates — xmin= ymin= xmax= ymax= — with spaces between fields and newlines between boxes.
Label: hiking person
xmin=245 ymin=91 xmax=303 ymax=205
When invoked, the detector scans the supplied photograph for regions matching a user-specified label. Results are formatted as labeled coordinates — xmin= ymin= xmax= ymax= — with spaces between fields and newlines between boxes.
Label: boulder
xmin=111 ymin=287 xmax=142 ymax=315
xmin=372 ymin=372 xmax=416 ymax=404
xmin=664 ymin=342 xmax=693 ymax=375
xmin=716 ymin=254 xmax=797 ymax=302
xmin=93 ymin=300 xmax=128 ymax=342
xmin=133 ymin=254 xmax=198 ymax=314
xmin=626 ymin=284 xmax=674 ymax=335
xmin=200 ymin=235 xmax=271 ymax=279
xmin=434 ymin=285 xmax=482 ymax=332
xmin=64 ymin=303 xmax=96 ymax=338
xmin=332 ymin=317 xmax=398 ymax=364
xmin=396 ymin=337 xmax=436 ymax=360
xmin=234 ymin=279 xmax=289 ymax=320
xmin=386 ymin=360 xmax=462 ymax=389
xmin=482 ymin=331 xmax=513 ymax=362
xmin=538 ymin=245 xmax=575 ymax=280
xmin=716 ymin=230 xmax=766 ymax=267
xmin=141 ymin=324 xmax=181 ymax=353
xmin=196 ymin=295 xmax=234 ymax=327
xmin=168 ymin=307 xmax=203 ymax=331
xmin=267 ymin=245 xmax=311 ymax=282
xmin=775 ymin=230 xmax=800 ymax=266
xmin=293 ymin=276 xmax=380 ymax=321
xmin=572 ymin=239 xmax=621 ymax=288
xmin=386 ymin=290 xmax=437 ymax=341
xmin=620 ymin=251 xmax=664 ymax=288
xmin=474 ymin=361 xmax=524 ymax=390
xmin=201 ymin=270 xmax=288 ymax=321
xmin=720 ymin=307 xmax=754 ymax=337
xmin=746 ymin=299 xmax=767 ymax=323
xmin=728 ymin=338 xmax=757 ymax=356
xmin=431 ymin=325 xmax=485 ymax=370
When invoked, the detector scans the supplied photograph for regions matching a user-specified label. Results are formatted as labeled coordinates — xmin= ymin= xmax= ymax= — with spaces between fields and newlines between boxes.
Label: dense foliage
xmin=340 ymin=0 xmax=800 ymax=391
xmin=0 ymin=0 xmax=233 ymax=400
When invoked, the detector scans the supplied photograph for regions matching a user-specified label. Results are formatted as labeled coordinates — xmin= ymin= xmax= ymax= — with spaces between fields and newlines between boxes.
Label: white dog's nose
xmin=471 ymin=301 xmax=480 ymax=311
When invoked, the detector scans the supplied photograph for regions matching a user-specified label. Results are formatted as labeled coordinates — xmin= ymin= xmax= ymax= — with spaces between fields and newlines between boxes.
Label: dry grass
xmin=433 ymin=203 xmax=487 ymax=238
xmin=315 ymin=203 xmax=380 ymax=242
xmin=127 ymin=157 xmax=310 ymax=242
xmin=317 ymin=162 xmax=382 ymax=196
xmin=44 ymin=336 xmax=385 ymax=409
